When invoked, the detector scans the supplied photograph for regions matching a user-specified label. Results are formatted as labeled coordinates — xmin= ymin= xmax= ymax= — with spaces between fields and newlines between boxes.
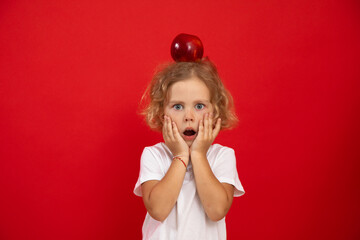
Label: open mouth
xmin=183 ymin=129 xmax=196 ymax=136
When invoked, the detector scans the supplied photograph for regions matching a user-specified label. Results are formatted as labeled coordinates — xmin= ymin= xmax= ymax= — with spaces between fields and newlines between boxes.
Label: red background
xmin=1 ymin=0 xmax=359 ymax=239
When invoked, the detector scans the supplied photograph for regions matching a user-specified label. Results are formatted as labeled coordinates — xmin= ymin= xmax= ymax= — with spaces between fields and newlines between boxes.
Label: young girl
xmin=134 ymin=59 xmax=245 ymax=240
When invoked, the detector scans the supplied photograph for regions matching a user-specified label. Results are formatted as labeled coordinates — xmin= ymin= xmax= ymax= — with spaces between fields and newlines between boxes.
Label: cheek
xmin=166 ymin=110 xmax=181 ymax=121
xmin=163 ymin=107 xmax=170 ymax=115
xmin=164 ymin=108 xmax=176 ymax=118
xmin=196 ymin=107 xmax=214 ymax=121
xmin=208 ymin=105 xmax=214 ymax=114
xmin=196 ymin=111 xmax=206 ymax=121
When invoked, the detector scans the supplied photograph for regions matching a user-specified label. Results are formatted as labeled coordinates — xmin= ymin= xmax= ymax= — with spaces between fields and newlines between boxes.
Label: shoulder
xmin=143 ymin=142 xmax=171 ymax=157
xmin=206 ymin=143 xmax=237 ymax=167
xmin=207 ymin=144 xmax=238 ymax=178
xmin=208 ymin=143 xmax=235 ymax=157
xmin=141 ymin=142 xmax=172 ymax=167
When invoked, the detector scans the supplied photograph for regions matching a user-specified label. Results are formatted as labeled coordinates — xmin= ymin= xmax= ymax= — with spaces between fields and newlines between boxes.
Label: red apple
xmin=170 ymin=33 xmax=204 ymax=62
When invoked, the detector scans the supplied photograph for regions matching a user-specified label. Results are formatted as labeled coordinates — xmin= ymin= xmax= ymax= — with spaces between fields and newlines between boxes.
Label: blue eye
xmin=195 ymin=104 xmax=205 ymax=110
xmin=173 ymin=104 xmax=183 ymax=110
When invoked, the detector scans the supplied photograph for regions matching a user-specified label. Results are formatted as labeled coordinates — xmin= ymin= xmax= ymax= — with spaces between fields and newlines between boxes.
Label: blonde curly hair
xmin=140 ymin=58 xmax=238 ymax=131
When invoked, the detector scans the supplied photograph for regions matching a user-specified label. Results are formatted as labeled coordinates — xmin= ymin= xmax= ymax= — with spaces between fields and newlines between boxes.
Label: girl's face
xmin=164 ymin=76 xmax=214 ymax=147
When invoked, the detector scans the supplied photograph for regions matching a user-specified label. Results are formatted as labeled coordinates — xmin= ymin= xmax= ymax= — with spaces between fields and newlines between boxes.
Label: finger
xmin=208 ymin=112 xmax=214 ymax=135
xmin=166 ymin=116 xmax=175 ymax=141
xmin=163 ymin=116 xmax=172 ymax=143
xmin=198 ymin=119 xmax=204 ymax=138
xmin=203 ymin=113 xmax=209 ymax=138
xmin=212 ymin=118 xmax=221 ymax=138
xmin=172 ymin=121 xmax=181 ymax=139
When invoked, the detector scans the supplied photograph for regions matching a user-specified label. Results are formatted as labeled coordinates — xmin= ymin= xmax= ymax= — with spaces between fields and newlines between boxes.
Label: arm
xmin=191 ymin=113 xmax=234 ymax=221
xmin=142 ymin=158 xmax=188 ymax=222
xmin=191 ymin=152 xmax=234 ymax=221
xmin=141 ymin=115 xmax=189 ymax=222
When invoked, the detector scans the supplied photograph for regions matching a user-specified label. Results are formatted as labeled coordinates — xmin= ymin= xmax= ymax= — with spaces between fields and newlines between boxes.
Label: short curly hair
xmin=140 ymin=58 xmax=238 ymax=131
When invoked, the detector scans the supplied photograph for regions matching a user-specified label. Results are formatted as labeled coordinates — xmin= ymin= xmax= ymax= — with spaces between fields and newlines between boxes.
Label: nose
xmin=184 ymin=109 xmax=194 ymax=122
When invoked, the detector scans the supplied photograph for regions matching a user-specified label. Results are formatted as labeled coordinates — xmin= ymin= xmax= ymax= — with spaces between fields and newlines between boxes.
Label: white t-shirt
xmin=133 ymin=143 xmax=245 ymax=240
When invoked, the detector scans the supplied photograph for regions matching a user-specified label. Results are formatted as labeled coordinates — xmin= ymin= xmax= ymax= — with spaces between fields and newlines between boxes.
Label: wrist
xmin=173 ymin=153 xmax=189 ymax=163
xmin=173 ymin=155 xmax=189 ymax=168
xmin=190 ymin=151 xmax=207 ymax=159
xmin=173 ymin=151 xmax=189 ymax=158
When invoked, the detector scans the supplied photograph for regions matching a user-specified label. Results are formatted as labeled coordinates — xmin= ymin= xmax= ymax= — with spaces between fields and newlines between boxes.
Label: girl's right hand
xmin=163 ymin=115 xmax=190 ymax=161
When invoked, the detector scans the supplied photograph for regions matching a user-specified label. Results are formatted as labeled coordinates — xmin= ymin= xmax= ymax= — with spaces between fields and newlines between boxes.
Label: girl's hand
xmin=190 ymin=113 xmax=221 ymax=157
xmin=162 ymin=115 xmax=190 ymax=161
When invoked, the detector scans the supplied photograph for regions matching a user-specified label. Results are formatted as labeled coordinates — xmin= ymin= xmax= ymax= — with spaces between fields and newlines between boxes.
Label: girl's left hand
xmin=190 ymin=113 xmax=221 ymax=156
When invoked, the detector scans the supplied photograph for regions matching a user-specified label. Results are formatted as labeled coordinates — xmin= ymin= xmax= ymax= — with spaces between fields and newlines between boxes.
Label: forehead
xmin=167 ymin=77 xmax=211 ymax=101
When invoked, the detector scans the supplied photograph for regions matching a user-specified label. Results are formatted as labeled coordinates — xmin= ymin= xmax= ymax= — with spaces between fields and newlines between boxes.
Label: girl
xmin=134 ymin=59 xmax=245 ymax=240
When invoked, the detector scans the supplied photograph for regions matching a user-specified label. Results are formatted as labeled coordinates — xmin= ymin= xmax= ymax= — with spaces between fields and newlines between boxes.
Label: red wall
xmin=0 ymin=1 xmax=359 ymax=239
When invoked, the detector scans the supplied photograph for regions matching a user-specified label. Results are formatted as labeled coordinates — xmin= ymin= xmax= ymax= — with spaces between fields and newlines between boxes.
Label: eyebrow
xmin=168 ymin=99 xmax=211 ymax=104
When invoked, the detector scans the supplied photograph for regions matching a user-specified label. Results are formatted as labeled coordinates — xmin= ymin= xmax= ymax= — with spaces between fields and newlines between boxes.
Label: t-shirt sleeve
xmin=133 ymin=147 xmax=164 ymax=197
xmin=212 ymin=147 xmax=245 ymax=197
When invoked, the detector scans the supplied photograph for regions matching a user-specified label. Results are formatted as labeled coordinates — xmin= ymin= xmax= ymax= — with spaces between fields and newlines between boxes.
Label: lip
xmin=183 ymin=134 xmax=196 ymax=141
xmin=182 ymin=127 xmax=197 ymax=141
